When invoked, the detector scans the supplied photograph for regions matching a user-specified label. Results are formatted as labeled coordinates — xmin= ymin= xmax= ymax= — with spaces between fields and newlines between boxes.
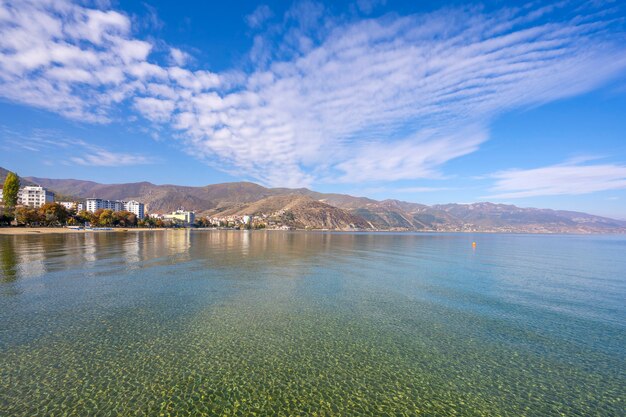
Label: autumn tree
xmin=38 ymin=203 xmax=69 ymax=226
xmin=141 ymin=216 xmax=155 ymax=228
xmin=15 ymin=206 xmax=42 ymax=226
xmin=75 ymin=210 xmax=95 ymax=225
xmin=112 ymin=210 xmax=137 ymax=227
xmin=98 ymin=209 xmax=114 ymax=227
xmin=2 ymin=171 xmax=20 ymax=209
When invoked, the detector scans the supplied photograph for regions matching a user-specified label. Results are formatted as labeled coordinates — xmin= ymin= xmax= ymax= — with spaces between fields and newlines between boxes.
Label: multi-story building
xmin=59 ymin=201 xmax=79 ymax=211
xmin=58 ymin=201 xmax=85 ymax=212
xmin=124 ymin=200 xmax=145 ymax=219
xmin=20 ymin=186 xmax=55 ymax=208
xmin=85 ymin=198 xmax=145 ymax=219
xmin=0 ymin=186 xmax=55 ymax=208
xmin=163 ymin=209 xmax=195 ymax=226
xmin=86 ymin=198 xmax=124 ymax=212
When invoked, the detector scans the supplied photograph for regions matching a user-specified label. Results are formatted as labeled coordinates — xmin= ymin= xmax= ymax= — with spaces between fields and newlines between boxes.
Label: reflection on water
xmin=0 ymin=231 xmax=625 ymax=416
xmin=0 ymin=236 xmax=17 ymax=282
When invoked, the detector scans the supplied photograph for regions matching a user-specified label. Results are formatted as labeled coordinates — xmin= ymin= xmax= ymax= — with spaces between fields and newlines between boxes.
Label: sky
xmin=1 ymin=0 xmax=626 ymax=219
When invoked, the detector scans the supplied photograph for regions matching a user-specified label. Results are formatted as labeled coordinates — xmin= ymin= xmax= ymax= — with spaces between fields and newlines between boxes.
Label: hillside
xmin=215 ymin=195 xmax=372 ymax=230
xmin=1 ymin=168 xmax=625 ymax=233
xmin=0 ymin=168 xmax=36 ymax=187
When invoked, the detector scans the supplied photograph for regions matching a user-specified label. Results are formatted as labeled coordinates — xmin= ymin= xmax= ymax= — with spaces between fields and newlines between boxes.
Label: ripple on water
xmin=0 ymin=231 xmax=625 ymax=416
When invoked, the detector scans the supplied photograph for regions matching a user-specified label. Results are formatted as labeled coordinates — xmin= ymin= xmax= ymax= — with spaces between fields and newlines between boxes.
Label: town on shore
xmin=0 ymin=173 xmax=270 ymax=230
xmin=3 ymin=170 xmax=626 ymax=234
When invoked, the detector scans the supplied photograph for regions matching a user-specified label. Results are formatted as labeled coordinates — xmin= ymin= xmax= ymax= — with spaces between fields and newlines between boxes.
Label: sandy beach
xmin=0 ymin=227 xmax=168 ymax=235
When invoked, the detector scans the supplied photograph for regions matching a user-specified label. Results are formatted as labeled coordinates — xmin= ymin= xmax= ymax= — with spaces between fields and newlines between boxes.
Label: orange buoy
xmin=472 ymin=241 xmax=477 ymax=248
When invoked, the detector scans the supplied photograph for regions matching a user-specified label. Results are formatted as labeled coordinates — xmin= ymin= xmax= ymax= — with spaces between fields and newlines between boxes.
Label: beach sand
xmin=0 ymin=227 xmax=168 ymax=235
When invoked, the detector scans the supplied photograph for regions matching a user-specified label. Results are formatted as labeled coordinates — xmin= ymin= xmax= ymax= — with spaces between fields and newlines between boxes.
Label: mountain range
xmin=2 ymin=167 xmax=625 ymax=233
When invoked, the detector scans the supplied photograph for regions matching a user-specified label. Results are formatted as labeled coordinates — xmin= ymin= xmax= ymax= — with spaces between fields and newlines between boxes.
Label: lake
xmin=0 ymin=230 xmax=624 ymax=416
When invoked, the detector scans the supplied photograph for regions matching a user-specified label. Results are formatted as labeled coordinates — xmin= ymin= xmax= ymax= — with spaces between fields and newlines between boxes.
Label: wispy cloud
xmin=355 ymin=0 xmax=387 ymax=15
xmin=70 ymin=149 xmax=155 ymax=166
xmin=1 ymin=127 xmax=157 ymax=167
xmin=357 ymin=185 xmax=454 ymax=195
xmin=485 ymin=158 xmax=626 ymax=199
xmin=395 ymin=186 xmax=454 ymax=193
xmin=169 ymin=47 xmax=191 ymax=66
xmin=0 ymin=0 xmax=221 ymax=122
xmin=246 ymin=5 xmax=274 ymax=29
xmin=1 ymin=1 xmax=626 ymax=187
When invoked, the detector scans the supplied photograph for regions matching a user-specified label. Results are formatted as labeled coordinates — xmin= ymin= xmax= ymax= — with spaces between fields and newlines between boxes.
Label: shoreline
xmin=1 ymin=227 xmax=623 ymax=236
xmin=0 ymin=227 xmax=169 ymax=235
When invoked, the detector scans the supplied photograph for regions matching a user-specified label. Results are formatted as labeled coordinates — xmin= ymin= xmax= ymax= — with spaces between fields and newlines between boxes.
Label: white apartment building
xmin=124 ymin=200 xmax=145 ymax=219
xmin=58 ymin=202 xmax=74 ymax=210
xmin=58 ymin=201 xmax=84 ymax=212
xmin=165 ymin=209 xmax=195 ymax=225
xmin=0 ymin=186 xmax=55 ymax=208
xmin=85 ymin=198 xmax=145 ymax=219
xmin=85 ymin=198 xmax=123 ymax=213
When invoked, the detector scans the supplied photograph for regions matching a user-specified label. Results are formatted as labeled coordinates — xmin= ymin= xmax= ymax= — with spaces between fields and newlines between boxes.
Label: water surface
xmin=1 ymin=231 xmax=625 ymax=416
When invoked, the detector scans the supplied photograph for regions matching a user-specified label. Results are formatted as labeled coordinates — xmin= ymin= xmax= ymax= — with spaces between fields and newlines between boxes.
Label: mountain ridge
xmin=0 ymin=168 xmax=624 ymax=233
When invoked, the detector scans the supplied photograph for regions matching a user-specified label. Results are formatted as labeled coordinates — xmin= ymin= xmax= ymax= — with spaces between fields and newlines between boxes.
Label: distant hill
xmin=216 ymin=195 xmax=371 ymax=230
xmin=0 ymin=168 xmax=36 ymax=187
xmin=1 ymin=167 xmax=624 ymax=233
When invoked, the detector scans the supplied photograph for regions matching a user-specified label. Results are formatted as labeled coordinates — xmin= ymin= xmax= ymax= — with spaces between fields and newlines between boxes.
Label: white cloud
xmin=169 ymin=47 xmax=190 ymax=66
xmin=164 ymin=3 xmax=626 ymax=186
xmin=70 ymin=149 xmax=155 ymax=166
xmin=133 ymin=97 xmax=176 ymax=122
xmin=1 ymin=127 xmax=157 ymax=167
xmin=355 ymin=0 xmax=387 ymax=14
xmin=396 ymin=186 xmax=453 ymax=193
xmin=485 ymin=159 xmax=626 ymax=199
xmin=333 ymin=129 xmax=486 ymax=183
xmin=246 ymin=5 xmax=273 ymax=29
xmin=0 ymin=0 xmax=218 ymax=122
xmin=1 ymin=1 xmax=626 ymax=187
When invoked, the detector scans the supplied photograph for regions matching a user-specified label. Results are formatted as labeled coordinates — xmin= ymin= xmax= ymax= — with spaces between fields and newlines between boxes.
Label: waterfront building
xmin=0 ymin=185 xmax=54 ymax=208
xmin=124 ymin=200 xmax=145 ymax=219
xmin=86 ymin=198 xmax=122 ymax=212
xmin=85 ymin=198 xmax=145 ymax=219
xmin=59 ymin=201 xmax=85 ymax=212
xmin=163 ymin=209 xmax=195 ymax=226
xmin=59 ymin=201 xmax=79 ymax=211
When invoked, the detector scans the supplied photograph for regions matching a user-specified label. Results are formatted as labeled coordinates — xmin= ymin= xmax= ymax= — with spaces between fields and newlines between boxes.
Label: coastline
xmin=0 ymin=227 xmax=168 ymax=235
xmin=1 ymin=227 xmax=623 ymax=236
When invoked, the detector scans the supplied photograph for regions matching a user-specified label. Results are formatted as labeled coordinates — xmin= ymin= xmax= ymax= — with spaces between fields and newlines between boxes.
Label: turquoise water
xmin=0 ymin=231 xmax=624 ymax=416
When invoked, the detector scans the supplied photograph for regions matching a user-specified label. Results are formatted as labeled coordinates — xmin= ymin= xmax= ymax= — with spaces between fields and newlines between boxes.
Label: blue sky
xmin=1 ymin=0 xmax=626 ymax=218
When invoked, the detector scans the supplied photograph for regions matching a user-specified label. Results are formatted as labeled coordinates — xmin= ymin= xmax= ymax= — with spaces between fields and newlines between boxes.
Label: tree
xmin=98 ymin=209 xmax=114 ymax=227
xmin=38 ymin=203 xmax=69 ymax=227
xmin=15 ymin=206 xmax=42 ymax=226
xmin=112 ymin=210 xmax=137 ymax=227
xmin=2 ymin=171 xmax=20 ymax=209
xmin=194 ymin=217 xmax=212 ymax=228
xmin=75 ymin=210 xmax=94 ymax=225
xmin=0 ymin=208 xmax=14 ymax=226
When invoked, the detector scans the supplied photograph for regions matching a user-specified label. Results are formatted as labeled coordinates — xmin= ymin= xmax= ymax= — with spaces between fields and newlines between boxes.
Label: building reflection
xmin=167 ymin=229 xmax=191 ymax=260
xmin=13 ymin=236 xmax=47 ymax=278
xmin=0 ymin=230 xmax=369 ymax=283
xmin=122 ymin=232 xmax=140 ymax=266
xmin=83 ymin=232 xmax=97 ymax=265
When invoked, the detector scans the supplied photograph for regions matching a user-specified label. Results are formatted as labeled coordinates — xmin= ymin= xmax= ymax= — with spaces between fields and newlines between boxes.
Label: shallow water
xmin=0 ymin=230 xmax=624 ymax=416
